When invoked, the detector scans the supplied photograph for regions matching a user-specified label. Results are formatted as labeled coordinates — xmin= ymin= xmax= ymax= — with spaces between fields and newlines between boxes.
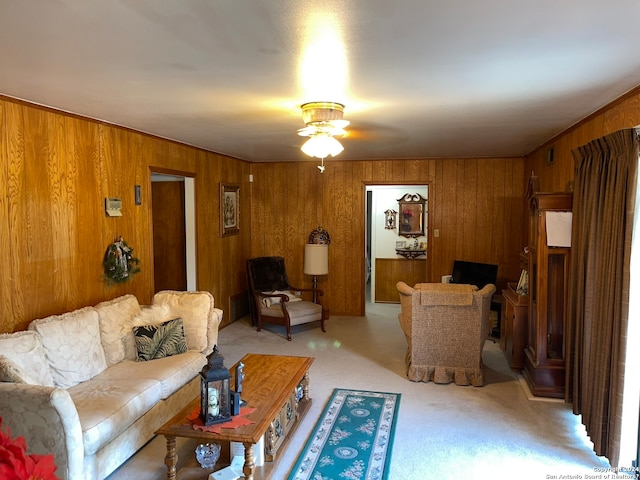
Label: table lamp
xmin=304 ymin=244 xmax=329 ymax=303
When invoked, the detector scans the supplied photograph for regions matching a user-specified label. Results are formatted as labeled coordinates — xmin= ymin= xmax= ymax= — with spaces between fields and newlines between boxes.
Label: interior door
xmin=151 ymin=179 xmax=187 ymax=292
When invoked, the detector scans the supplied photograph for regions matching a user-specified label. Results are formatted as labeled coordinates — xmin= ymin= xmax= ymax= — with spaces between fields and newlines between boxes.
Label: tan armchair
xmin=246 ymin=256 xmax=327 ymax=341
xmin=396 ymin=281 xmax=496 ymax=386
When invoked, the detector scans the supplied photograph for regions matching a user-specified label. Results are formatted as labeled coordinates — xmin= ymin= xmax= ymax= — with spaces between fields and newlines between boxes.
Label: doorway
xmin=150 ymin=173 xmax=197 ymax=292
xmin=365 ymin=184 xmax=429 ymax=308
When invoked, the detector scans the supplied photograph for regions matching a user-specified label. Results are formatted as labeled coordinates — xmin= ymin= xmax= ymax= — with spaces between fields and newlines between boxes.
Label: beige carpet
xmin=107 ymin=302 xmax=611 ymax=480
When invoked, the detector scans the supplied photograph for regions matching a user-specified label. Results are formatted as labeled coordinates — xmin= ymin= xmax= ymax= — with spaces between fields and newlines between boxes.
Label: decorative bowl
xmin=195 ymin=442 xmax=221 ymax=469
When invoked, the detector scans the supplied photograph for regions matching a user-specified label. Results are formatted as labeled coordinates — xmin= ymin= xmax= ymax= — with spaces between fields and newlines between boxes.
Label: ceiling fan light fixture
xmin=300 ymin=134 xmax=344 ymax=159
xmin=298 ymin=101 xmax=349 ymax=170
xmin=301 ymin=101 xmax=345 ymax=125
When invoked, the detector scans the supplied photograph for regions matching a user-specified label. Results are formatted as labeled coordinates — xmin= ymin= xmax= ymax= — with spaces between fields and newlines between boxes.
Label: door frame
xmin=363 ymin=182 xmax=432 ymax=309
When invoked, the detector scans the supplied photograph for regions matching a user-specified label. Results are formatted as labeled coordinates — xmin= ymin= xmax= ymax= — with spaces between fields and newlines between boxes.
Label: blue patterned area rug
xmin=287 ymin=388 xmax=401 ymax=480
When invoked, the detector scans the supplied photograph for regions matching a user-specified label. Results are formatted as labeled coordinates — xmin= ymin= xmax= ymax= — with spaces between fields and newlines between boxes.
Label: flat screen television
xmin=450 ymin=260 xmax=498 ymax=288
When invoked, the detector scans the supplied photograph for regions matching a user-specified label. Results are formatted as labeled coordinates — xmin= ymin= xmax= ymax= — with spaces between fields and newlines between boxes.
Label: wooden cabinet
xmin=501 ymin=283 xmax=528 ymax=370
xmin=265 ymin=388 xmax=303 ymax=461
xmin=523 ymin=180 xmax=572 ymax=399
xmin=375 ymin=258 xmax=426 ymax=302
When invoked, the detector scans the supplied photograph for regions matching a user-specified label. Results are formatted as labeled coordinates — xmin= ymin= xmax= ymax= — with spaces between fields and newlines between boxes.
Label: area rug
xmin=287 ymin=388 xmax=401 ymax=480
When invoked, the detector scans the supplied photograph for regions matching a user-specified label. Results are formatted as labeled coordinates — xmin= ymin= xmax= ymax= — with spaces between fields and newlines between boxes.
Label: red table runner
xmin=186 ymin=406 xmax=257 ymax=434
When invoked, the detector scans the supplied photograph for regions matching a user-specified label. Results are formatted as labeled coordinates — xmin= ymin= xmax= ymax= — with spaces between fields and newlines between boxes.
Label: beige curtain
xmin=567 ymin=129 xmax=638 ymax=465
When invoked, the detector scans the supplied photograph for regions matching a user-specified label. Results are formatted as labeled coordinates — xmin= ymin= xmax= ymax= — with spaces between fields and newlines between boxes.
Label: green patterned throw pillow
xmin=133 ymin=318 xmax=188 ymax=361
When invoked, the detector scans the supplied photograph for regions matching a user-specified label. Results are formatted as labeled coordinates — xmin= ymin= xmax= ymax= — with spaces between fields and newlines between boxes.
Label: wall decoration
xmin=397 ymin=193 xmax=427 ymax=238
xmin=308 ymin=226 xmax=331 ymax=245
xmin=103 ymin=236 xmax=140 ymax=284
xmin=220 ymin=183 xmax=240 ymax=237
xmin=384 ymin=209 xmax=397 ymax=229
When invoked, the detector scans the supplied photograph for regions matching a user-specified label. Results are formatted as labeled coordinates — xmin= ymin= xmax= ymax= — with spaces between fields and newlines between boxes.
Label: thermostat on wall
xmin=105 ymin=198 xmax=123 ymax=217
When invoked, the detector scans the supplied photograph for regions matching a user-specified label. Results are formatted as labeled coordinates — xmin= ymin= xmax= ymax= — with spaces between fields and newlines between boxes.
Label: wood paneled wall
xmin=525 ymin=86 xmax=640 ymax=191
xmin=6 ymin=85 xmax=637 ymax=332
xmin=0 ymin=97 xmax=251 ymax=333
xmin=375 ymin=258 xmax=426 ymax=302
xmin=249 ymin=157 xmax=525 ymax=316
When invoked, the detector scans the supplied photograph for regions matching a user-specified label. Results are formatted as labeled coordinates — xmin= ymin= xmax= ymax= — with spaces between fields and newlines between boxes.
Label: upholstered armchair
xmin=246 ymin=256 xmax=327 ymax=340
xmin=396 ymin=281 xmax=496 ymax=386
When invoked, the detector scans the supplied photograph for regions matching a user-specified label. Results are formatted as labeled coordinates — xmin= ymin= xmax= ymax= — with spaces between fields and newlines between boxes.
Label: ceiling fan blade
xmin=325 ymin=126 xmax=348 ymax=136
xmin=330 ymin=119 xmax=350 ymax=129
xmin=297 ymin=126 xmax=316 ymax=137
xmin=297 ymin=124 xmax=349 ymax=137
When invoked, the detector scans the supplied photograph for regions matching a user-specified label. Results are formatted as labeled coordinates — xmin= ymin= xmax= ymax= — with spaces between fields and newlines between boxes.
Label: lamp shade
xmin=300 ymin=134 xmax=344 ymax=158
xmin=304 ymin=244 xmax=329 ymax=276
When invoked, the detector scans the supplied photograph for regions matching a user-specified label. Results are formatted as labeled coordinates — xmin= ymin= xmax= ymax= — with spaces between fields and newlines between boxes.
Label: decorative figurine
xmin=234 ymin=361 xmax=247 ymax=408
xmin=235 ymin=362 xmax=245 ymax=394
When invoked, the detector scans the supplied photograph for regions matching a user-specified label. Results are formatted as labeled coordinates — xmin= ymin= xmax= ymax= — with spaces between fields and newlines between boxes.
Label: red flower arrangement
xmin=0 ymin=417 xmax=59 ymax=480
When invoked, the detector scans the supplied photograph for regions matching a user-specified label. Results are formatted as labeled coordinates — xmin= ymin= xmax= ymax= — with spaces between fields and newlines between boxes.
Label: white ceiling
xmin=2 ymin=1 xmax=640 ymax=163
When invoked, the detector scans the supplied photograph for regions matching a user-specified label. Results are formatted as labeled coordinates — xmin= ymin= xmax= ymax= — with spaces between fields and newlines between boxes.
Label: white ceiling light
xmin=300 ymin=133 xmax=344 ymax=158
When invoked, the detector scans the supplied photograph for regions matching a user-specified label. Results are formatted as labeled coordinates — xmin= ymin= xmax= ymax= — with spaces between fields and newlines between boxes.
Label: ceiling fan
xmin=297 ymin=102 xmax=350 ymax=172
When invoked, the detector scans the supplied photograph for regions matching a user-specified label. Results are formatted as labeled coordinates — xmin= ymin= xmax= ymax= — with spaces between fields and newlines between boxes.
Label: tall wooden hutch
xmin=523 ymin=175 xmax=572 ymax=399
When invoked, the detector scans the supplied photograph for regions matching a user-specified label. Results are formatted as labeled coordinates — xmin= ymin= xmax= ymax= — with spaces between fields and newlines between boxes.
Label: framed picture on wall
xmin=397 ymin=193 xmax=427 ymax=237
xmin=220 ymin=183 xmax=239 ymax=237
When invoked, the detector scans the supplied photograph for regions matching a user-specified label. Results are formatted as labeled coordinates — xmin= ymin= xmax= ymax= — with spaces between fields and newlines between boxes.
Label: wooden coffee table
xmin=155 ymin=353 xmax=314 ymax=480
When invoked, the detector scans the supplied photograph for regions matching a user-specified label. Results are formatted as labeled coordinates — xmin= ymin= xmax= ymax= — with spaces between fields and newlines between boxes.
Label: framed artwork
xmin=397 ymin=193 xmax=427 ymax=238
xmin=384 ymin=209 xmax=397 ymax=229
xmin=220 ymin=183 xmax=239 ymax=237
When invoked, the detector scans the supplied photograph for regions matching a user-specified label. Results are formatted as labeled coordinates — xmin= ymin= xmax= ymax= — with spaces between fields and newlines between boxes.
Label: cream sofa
xmin=0 ymin=290 xmax=223 ymax=480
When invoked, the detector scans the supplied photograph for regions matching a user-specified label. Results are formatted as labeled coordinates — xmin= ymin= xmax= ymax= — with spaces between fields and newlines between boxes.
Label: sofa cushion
xmin=29 ymin=307 xmax=108 ymax=388
xmin=153 ymin=290 xmax=213 ymax=352
xmin=124 ymin=304 xmax=173 ymax=360
xmin=95 ymin=294 xmax=142 ymax=366
xmin=97 ymin=351 xmax=206 ymax=399
xmin=133 ymin=318 xmax=188 ymax=361
xmin=0 ymin=355 xmax=38 ymax=384
xmin=0 ymin=330 xmax=55 ymax=386
xmin=67 ymin=377 xmax=162 ymax=456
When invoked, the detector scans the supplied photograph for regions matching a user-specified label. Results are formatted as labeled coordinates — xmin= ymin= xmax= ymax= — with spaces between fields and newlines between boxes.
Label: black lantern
xmin=199 ymin=346 xmax=231 ymax=426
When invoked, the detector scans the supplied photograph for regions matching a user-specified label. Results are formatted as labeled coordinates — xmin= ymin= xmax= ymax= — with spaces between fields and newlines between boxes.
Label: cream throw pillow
xmin=261 ymin=290 xmax=302 ymax=307
xmin=95 ymin=294 xmax=142 ymax=366
xmin=29 ymin=307 xmax=107 ymax=388
xmin=0 ymin=330 xmax=54 ymax=386
xmin=152 ymin=291 xmax=213 ymax=353
xmin=0 ymin=355 xmax=38 ymax=384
